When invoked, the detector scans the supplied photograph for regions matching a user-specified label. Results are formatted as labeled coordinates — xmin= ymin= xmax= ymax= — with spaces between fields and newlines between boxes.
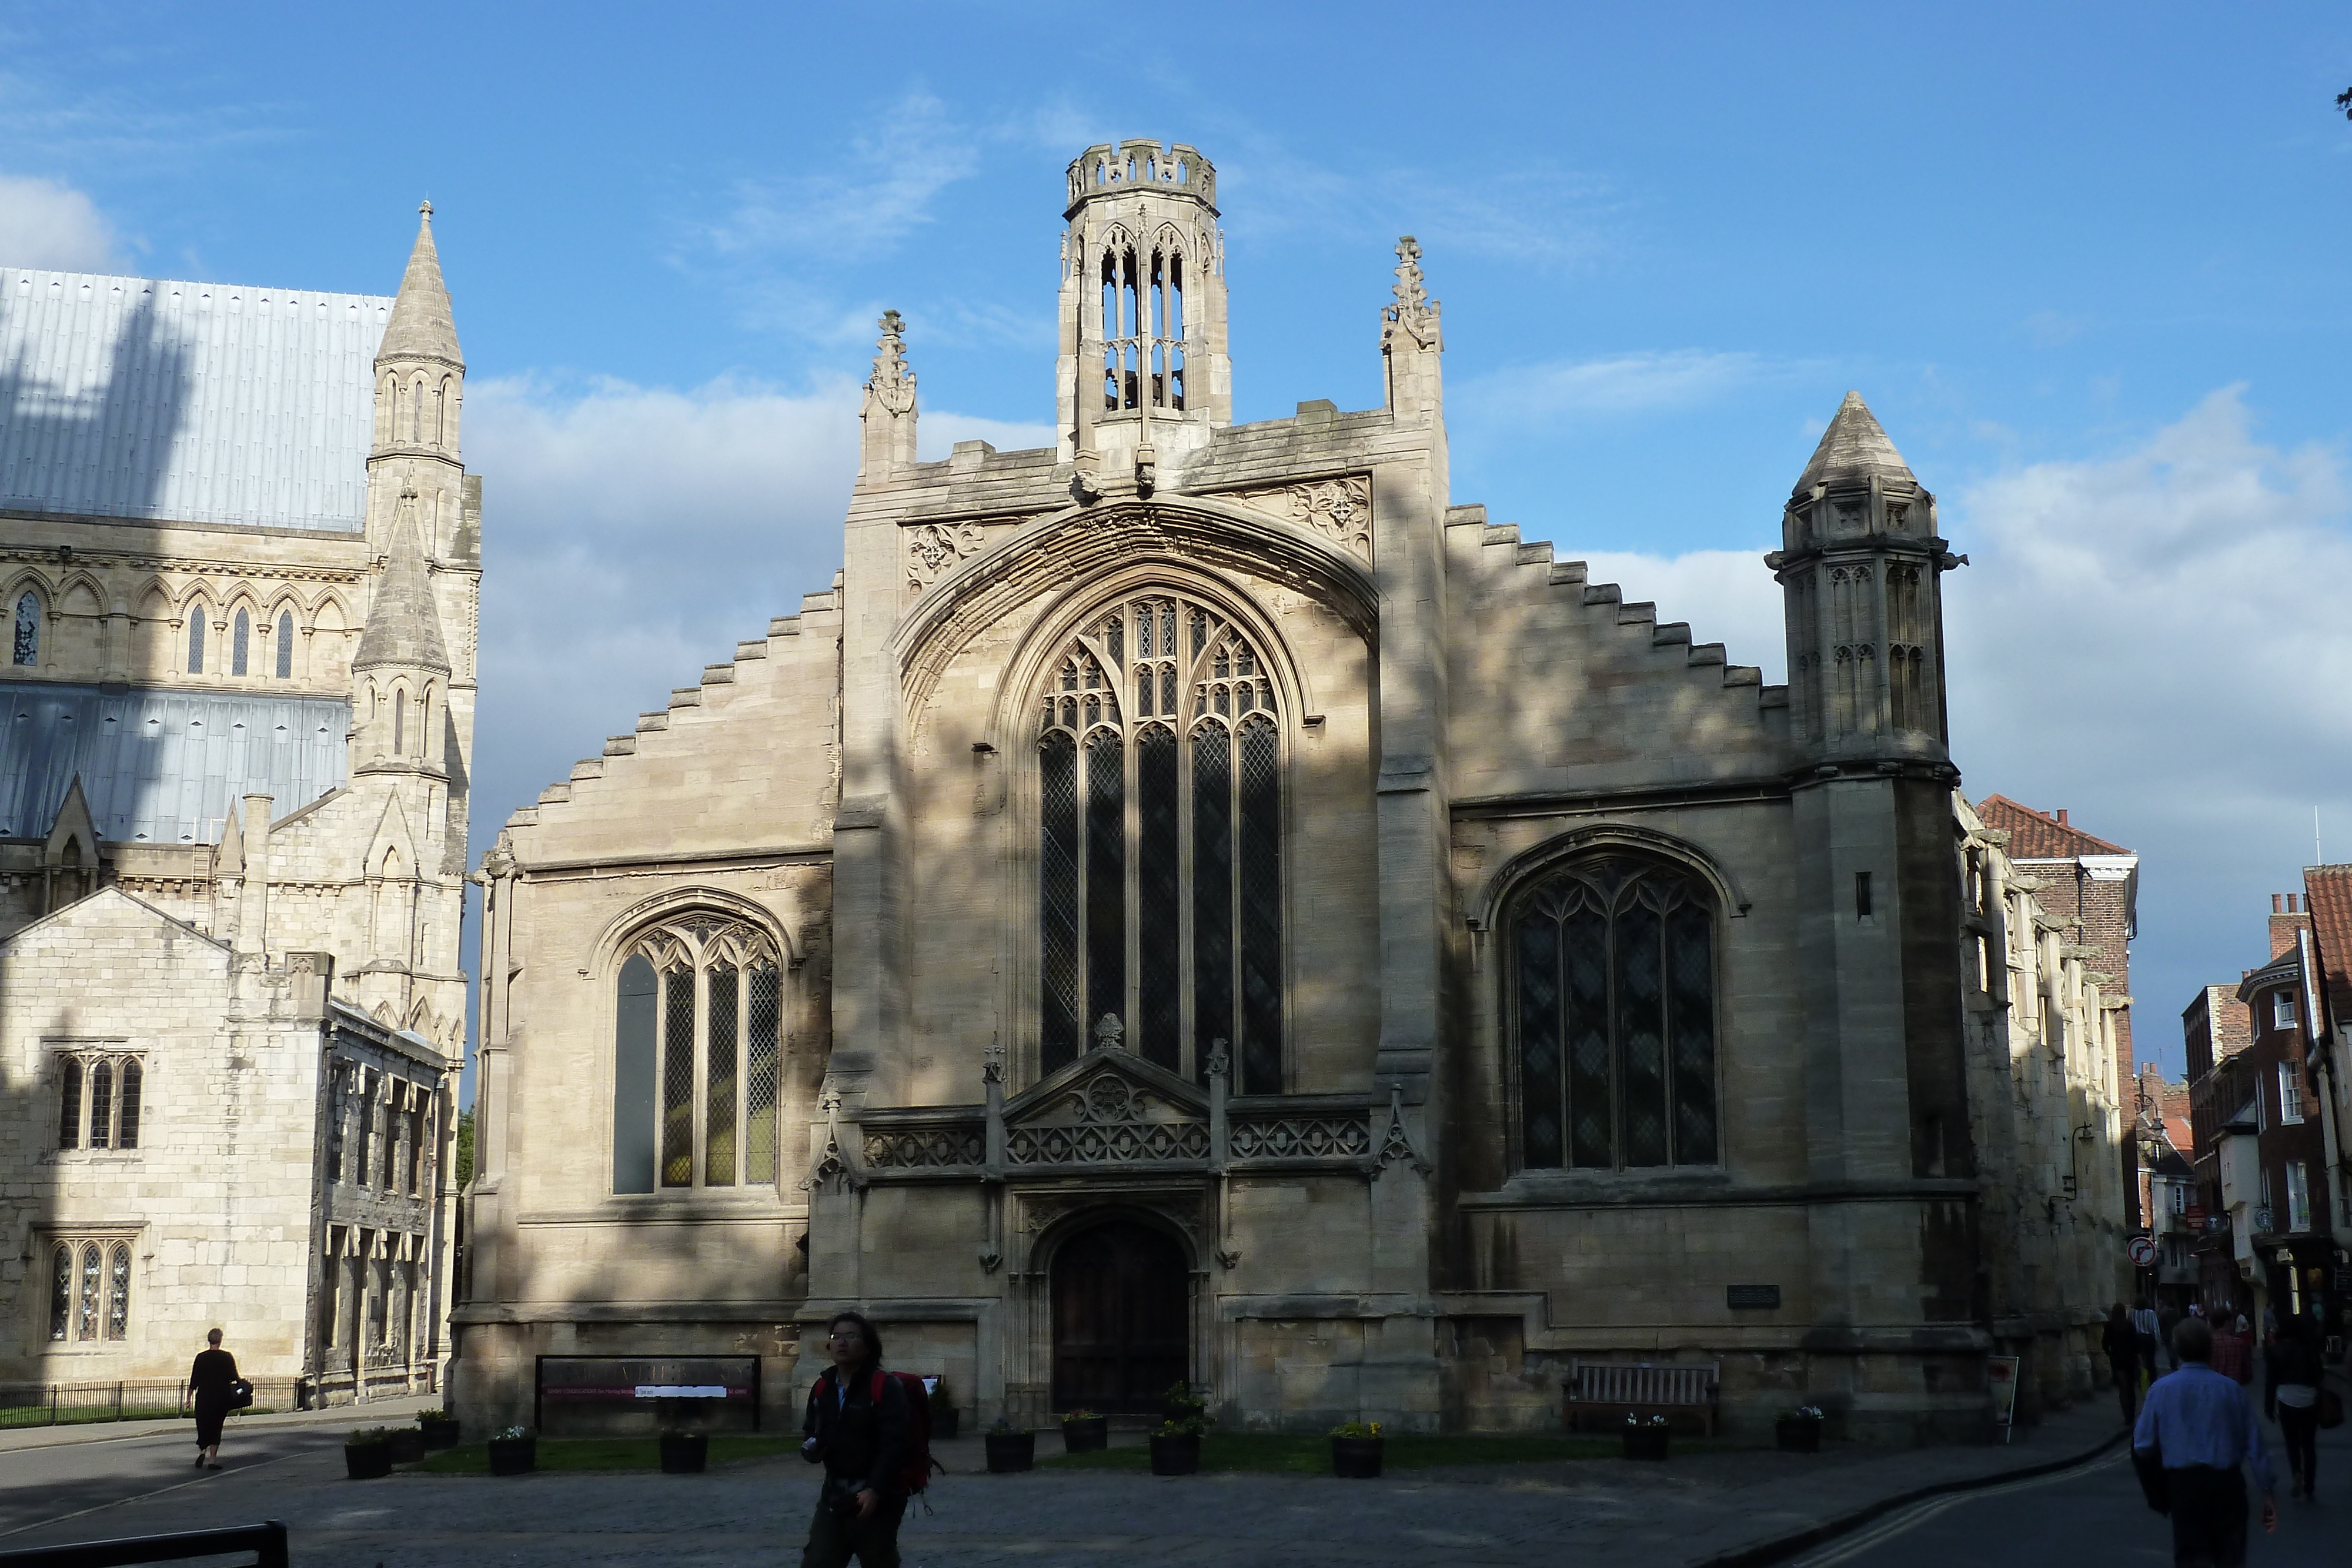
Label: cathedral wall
xmin=0 ymin=894 xmax=324 ymax=1392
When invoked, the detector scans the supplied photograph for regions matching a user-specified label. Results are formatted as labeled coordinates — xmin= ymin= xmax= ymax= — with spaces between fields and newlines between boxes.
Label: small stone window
xmin=48 ymin=1236 xmax=133 ymax=1342
xmin=276 ymin=610 xmax=295 ymax=678
xmin=186 ymin=604 xmax=206 ymax=674
xmin=613 ymin=917 xmax=784 ymax=1193
xmin=12 ymin=590 xmax=37 ymax=666
xmin=232 ymin=609 xmax=250 ymax=676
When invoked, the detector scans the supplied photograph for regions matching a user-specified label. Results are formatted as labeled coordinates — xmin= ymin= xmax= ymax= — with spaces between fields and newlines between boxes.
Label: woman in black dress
xmin=188 ymin=1328 xmax=238 ymax=1469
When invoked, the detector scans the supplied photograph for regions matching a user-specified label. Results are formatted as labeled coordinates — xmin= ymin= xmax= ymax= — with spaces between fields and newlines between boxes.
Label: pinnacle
xmin=353 ymin=492 xmax=452 ymax=676
xmin=377 ymin=202 xmax=463 ymax=369
xmin=1791 ymin=390 xmax=1915 ymax=497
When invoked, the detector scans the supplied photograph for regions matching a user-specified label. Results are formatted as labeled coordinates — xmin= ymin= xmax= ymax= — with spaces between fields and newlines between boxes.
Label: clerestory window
xmin=612 ymin=917 xmax=783 ymax=1193
xmin=276 ymin=610 xmax=295 ymax=678
xmin=12 ymin=591 xmax=37 ymax=665
xmin=232 ymin=609 xmax=250 ymax=676
xmin=1037 ymin=593 xmax=1282 ymax=1093
xmin=1510 ymin=857 xmax=1719 ymax=1171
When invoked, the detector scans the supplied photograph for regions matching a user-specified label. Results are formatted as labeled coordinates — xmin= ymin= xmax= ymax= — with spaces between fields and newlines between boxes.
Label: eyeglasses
xmin=827 ymin=1332 xmax=863 ymax=1343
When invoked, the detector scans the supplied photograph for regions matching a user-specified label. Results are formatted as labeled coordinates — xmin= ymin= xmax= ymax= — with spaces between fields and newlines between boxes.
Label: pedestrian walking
xmin=2133 ymin=1297 xmax=2162 ymax=1380
xmin=2157 ymin=1302 xmax=2183 ymax=1373
xmin=2133 ymin=1317 xmax=2276 ymax=1567
xmin=2267 ymin=1321 xmax=2322 ymax=1501
xmin=2209 ymin=1315 xmax=2253 ymax=1386
xmin=797 ymin=1310 xmax=910 ymax=1568
xmin=2103 ymin=1302 xmax=2143 ymax=1423
xmin=187 ymin=1328 xmax=238 ymax=1470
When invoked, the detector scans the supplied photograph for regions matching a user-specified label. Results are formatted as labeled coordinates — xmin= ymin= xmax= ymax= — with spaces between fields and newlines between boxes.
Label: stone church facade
xmin=0 ymin=209 xmax=476 ymax=1405
xmin=454 ymin=142 xmax=2123 ymax=1441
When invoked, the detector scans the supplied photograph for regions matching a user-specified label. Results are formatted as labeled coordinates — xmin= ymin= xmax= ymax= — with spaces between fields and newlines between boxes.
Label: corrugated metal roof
xmin=0 ymin=270 xmax=390 ymax=533
xmin=1 ymin=680 xmax=348 ymax=844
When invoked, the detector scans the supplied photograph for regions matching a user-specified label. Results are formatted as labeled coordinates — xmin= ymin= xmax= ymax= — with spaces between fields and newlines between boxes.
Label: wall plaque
xmin=1726 ymin=1284 xmax=1782 ymax=1310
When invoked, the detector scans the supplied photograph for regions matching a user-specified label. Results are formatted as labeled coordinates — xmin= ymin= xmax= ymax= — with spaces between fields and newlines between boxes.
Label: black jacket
xmin=800 ymin=1365 xmax=909 ymax=1497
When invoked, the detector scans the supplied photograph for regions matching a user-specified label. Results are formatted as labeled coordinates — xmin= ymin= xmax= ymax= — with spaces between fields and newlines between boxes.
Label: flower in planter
xmin=415 ymin=1408 xmax=447 ymax=1423
xmin=1328 ymin=1420 xmax=1383 ymax=1439
xmin=1158 ymin=1380 xmax=1215 ymax=1437
xmin=1623 ymin=1414 xmax=1670 ymax=1429
xmin=986 ymin=1416 xmax=1027 ymax=1436
xmin=1060 ymin=1408 xmax=1098 ymax=1423
xmin=1786 ymin=1405 xmax=1826 ymax=1422
xmin=346 ymin=1427 xmax=390 ymax=1446
xmin=927 ymin=1379 xmax=954 ymax=1416
xmin=495 ymin=1426 xmax=534 ymax=1442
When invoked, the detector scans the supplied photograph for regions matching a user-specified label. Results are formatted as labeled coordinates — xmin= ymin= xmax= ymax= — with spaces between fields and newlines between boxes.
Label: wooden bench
xmin=1563 ymin=1359 xmax=1721 ymax=1436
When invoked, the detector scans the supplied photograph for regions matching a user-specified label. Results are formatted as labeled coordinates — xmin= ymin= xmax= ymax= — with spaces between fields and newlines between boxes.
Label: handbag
xmin=2321 ymin=1385 xmax=2344 ymax=1431
xmin=229 ymin=1378 xmax=253 ymax=1410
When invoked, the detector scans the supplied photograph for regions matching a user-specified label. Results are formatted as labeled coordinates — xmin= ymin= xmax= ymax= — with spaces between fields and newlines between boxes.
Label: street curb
xmin=1689 ymin=1426 xmax=2134 ymax=1568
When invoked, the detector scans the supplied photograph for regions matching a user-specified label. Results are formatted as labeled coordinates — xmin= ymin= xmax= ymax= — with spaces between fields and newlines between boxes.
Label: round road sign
xmin=2127 ymin=1236 xmax=2159 ymax=1268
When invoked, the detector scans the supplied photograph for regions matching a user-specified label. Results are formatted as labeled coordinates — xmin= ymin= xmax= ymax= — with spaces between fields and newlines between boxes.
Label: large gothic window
xmin=1037 ymin=593 xmax=1282 ymax=1094
xmin=1511 ymin=857 xmax=1719 ymax=1171
xmin=612 ymin=917 xmax=782 ymax=1193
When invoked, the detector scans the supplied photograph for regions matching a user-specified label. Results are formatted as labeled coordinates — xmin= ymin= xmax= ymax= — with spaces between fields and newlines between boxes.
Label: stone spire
xmin=377 ymin=202 xmax=465 ymax=371
xmin=355 ymin=488 xmax=452 ymax=678
xmin=857 ymin=310 xmax=918 ymax=482
xmin=1382 ymin=236 xmax=1444 ymax=416
xmin=1790 ymin=391 xmax=1915 ymax=498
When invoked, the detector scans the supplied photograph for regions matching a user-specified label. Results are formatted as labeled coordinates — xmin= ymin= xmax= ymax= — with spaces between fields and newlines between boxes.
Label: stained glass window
xmin=276 ymin=610 xmax=295 ymax=678
xmin=1037 ymin=592 xmax=1283 ymax=1090
xmin=12 ymin=591 xmax=36 ymax=666
xmin=1511 ymin=858 xmax=1718 ymax=1171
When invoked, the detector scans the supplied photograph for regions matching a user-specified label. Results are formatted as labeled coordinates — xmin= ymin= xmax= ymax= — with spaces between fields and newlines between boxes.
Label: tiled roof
xmin=1975 ymin=794 xmax=2133 ymax=858
xmin=1 ymin=269 xmax=389 ymax=532
xmin=2303 ymin=864 xmax=2352 ymax=1027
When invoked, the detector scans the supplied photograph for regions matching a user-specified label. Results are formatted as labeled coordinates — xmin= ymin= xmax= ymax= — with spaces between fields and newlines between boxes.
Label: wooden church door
xmin=1050 ymin=1219 xmax=1191 ymax=1413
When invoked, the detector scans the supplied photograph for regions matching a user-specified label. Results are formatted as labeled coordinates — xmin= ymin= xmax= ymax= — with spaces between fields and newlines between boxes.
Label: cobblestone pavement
xmin=0 ymin=1403 xmax=2127 ymax=1567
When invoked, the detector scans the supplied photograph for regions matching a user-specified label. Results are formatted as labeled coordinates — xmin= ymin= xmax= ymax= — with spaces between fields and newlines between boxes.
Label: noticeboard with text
xmin=536 ymin=1355 xmax=761 ymax=1437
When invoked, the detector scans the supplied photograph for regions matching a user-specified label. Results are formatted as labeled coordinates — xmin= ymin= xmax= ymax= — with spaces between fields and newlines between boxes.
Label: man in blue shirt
xmin=2133 ymin=1316 xmax=2277 ymax=1567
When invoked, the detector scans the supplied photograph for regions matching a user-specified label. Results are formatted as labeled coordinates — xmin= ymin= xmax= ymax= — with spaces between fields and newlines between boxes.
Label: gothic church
xmin=454 ymin=142 xmax=2118 ymax=1441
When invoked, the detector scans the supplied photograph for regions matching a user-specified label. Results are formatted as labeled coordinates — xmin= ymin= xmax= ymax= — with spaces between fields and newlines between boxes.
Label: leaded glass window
xmin=107 ymin=1244 xmax=130 ymax=1339
xmin=88 ymin=1062 xmax=112 ymax=1150
xmin=58 ymin=1058 xmax=82 ymax=1149
xmin=1036 ymin=592 xmax=1283 ymax=1092
xmin=232 ymin=609 xmax=250 ymax=676
xmin=614 ymin=918 xmax=786 ymax=1193
xmin=186 ymin=605 xmax=206 ymax=673
xmin=12 ymin=591 xmax=36 ymax=666
xmin=276 ymin=610 xmax=295 ymax=678
xmin=78 ymin=1243 xmax=101 ymax=1340
xmin=118 ymin=1061 xmax=141 ymax=1149
xmin=1511 ymin=858 xmax=1718 ymax=1171
xmin=49 ymin=1245 xmax=70 ymax=1340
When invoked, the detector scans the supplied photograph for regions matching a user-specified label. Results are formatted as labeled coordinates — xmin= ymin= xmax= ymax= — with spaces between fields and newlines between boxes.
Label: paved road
xmin=1790 ymin=1412 xmax=2351 ymax=1568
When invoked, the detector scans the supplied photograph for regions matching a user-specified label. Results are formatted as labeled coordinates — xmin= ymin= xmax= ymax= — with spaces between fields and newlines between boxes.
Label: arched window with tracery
xmin=12 ymin=590 xmax=38 ymax=666
xmin=276 ymin=610 xmax=295 ymax=678
xmin=231 ymin=609 xmax=250 ymax=676
xmin=1510 ymin=856 xmax=1719 ymax=1171
xmin=1037 ymin=592 xmax=1282 ymax=1093
xmin=612 ymin=916 xmax=783 ymax=1193
xmin=186 ymin=602 xmax=206 ymax=674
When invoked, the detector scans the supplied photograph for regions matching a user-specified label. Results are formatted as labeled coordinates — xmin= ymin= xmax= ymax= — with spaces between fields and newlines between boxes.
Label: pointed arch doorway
xmin=1050 ymin=1217 xmax=1191 ymax=1413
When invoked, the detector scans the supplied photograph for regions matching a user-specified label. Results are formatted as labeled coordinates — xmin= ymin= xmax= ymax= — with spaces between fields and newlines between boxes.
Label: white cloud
xmin=697 ymin=93 xmax=974 ymax=265
xmin=462 ymin=373 xmax=1051 ymax=853
xmin=1574 ymin=547 xmax=1784 ymax=678
xmin=0 ymin=171 xmax=124 ymax=270
xmin=1460 ymin=349 xmax=1780 ymax=422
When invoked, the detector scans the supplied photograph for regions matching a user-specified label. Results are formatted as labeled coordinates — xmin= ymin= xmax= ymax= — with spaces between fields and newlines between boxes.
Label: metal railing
xmin=0 ymin=1522 xmax=287 ymax=1567
xmin=0 ymin=1382 xmax=189 ymax=1430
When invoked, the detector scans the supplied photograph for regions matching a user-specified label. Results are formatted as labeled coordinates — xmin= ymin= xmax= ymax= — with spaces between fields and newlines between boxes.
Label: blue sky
xmin=6 ymin=2 xmax=2351 ymax=1084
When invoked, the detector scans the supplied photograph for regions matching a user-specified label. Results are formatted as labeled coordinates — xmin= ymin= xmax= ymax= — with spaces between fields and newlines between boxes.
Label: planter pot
xmin=1622 ymin=1427 xmax=1671 ymax=1462
xmin=386 ymin=1427 xmax=427 ymax=1464
xmin=984 ymin=1432 xmax=1035 ymax=1473
xmin=1331 ymin=1437 xmax=1384 ymax=1479
xmin=1150 ymin=1433 xmax=1201 ymax=1476
xmin=932 ymin=1408 xmax=960 ymax=1440
xmin=418 ymin=1417 xmax=461 ymax=1450
xmin=659 ymin=1433 xmax=707 ymax=1474
xmin=344 ymin=1443 xmax=392 ymax=1480
xmin=1775 ymin=1418 xmax=1823 ymax=1454
xmin=487 ymin=1436 xmax=537 ymax=1476
xmin=1060 ymin=1416 xmax=1109 ymax=1454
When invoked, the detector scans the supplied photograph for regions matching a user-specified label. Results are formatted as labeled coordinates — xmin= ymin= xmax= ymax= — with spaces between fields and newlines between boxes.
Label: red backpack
xmin=813 ymin=1369 xmax=940 ymax=1496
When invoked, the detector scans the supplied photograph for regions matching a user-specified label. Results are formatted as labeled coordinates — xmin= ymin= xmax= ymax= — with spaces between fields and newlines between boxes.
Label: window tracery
xmin=12 ymin=590 xmax=37 ymax=666
xmin=1096 ymin=228 xmax=1188 ymax=412
xmin=1037 ymin=592 xmax=1282 ymax=1092
xmin=55 ymin=1051 xmax=145 ymax=1151
xmin=1510 ymin=857 xmax=1719 ymax=1171
xmin=613 ymin=917 xmax=784 ymax=1193
xmin=276 ymin=610 xmax=295 ymax=679
xmin=45 ymin=1235 xmax=136 ymax=1343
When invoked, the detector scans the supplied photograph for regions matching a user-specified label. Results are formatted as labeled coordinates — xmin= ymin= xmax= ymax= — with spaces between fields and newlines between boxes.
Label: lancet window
xmin=612 ymin=917 xmax=783 ymax=1193
xmin=186 ymin=603 xmax=206 ymax=674
xmin=1510 ymin=857 xmax=1719 ymax=1171
xmin=276 ymin=610 xmax=295 ymax=678
xmin=232 ymin=609 xmax=250 ymax=676
xmin=1037 ymin=593 xmax=1282 ymax=1093
xmin=12 ymin=591 xmax=36 ymax=665
xmin=1096 ymin=229 xmax=1188 ymax=413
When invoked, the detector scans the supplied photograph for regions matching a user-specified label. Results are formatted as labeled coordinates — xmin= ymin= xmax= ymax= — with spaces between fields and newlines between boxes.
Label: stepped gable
xmin=508 ymin=573 xmax=844 ymax=827
xmin=1975 ymin=795 xmax=2129 ymax=858
xmin=1449 ymin=504 xmax=1782 ymax=706
xmin=1790 ymin=390 xmax=1916 ymax=496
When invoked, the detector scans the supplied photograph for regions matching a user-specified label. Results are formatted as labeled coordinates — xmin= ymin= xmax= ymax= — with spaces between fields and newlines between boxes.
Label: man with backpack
xmin=800 ymin=1309 xmax=938 ymax=1568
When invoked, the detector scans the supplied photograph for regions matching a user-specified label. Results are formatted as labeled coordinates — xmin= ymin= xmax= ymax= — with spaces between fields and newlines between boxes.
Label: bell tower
xmin=1056 ymin=141 xmax=1230 ymax=489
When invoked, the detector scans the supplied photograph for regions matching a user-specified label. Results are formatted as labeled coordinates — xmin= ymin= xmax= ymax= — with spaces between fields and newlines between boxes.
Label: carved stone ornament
xmin=1214 ymin=474 xmax=1373 ymax=561
xmin=903 ymin=520 xmax=990 ymax=597
xmin=1006 ymin=1064 xmax=1211 ymax=1166
xmin=1382 ymin=236 xmax=1442 ymax=352
xmin=867 ymin=311 xmax=916 ymax=416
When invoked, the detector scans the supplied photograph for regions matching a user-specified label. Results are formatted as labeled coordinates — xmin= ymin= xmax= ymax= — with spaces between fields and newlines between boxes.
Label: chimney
xmin=2057 ymin=808 xmax=2069 ymax=827
xmin=2271 ymin=892 xmax=2311 ymax=959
